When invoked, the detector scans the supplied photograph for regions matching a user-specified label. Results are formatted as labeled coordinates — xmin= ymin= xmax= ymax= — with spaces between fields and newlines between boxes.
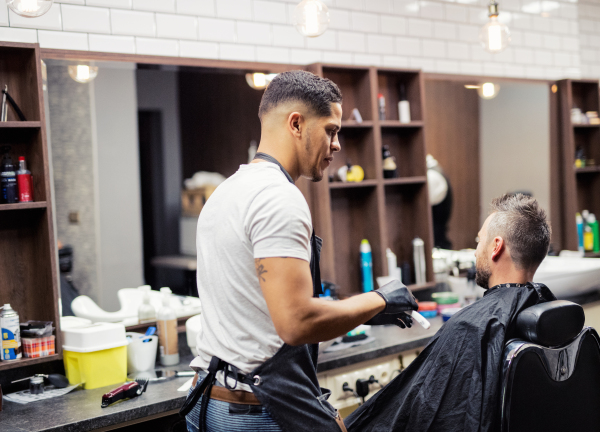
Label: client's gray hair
xmin=487 ymin=194 xmax=551 ymax=270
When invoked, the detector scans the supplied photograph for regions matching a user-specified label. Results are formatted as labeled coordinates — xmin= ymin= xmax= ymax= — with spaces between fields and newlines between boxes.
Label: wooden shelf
xmin=380 ymin=121 xmax=424 ymax=128
xmin=0 ymin=201 xmax=47 ymax=211
xmin=575 ymin=166 xmax=600 ymax=174
xmin=0 ymin=121 xmax=41 ymax=128
xmin=0 ymin=42 xmax=61 ymax=372
xmin=383 ymin=176 xmax=427 ymax=186
xmin=557 ymin=79 xmax=600 ymax=251
xmin=306 ymin=64 xmax=434 ymax=296
xmin=409 ymin=281 xmax=437 ymax=291
xmin=573 ymin=124 xmax=600 ymax=128
xmin=584 ymin=251 xmax=600 ymax=258
xmin=0 ymin=354 xmax=62 ymax=372
xmin=341 ymin=120 xmax=373 ymax=128
xmin=329 ymin=180 xmax=378 ymax=189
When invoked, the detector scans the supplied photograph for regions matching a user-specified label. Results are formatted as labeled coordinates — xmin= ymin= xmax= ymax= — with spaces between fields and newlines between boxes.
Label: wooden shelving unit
xmin=0 ymin=42 xmax=61 ymax=370
xmin=305 ymin=64 xmax=434 ymax=296
xmin=557 ymin=79 xmax=600 ymax=251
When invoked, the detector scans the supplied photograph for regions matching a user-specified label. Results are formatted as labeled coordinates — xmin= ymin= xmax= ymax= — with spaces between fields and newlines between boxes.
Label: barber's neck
xmin=488 ymin=262 xmax=537 ymax=288
xmin=253 ymin=136 xmax=301 ymax=181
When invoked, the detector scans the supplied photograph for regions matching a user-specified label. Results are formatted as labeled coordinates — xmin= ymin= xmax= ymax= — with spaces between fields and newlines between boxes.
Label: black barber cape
xmin=345 ymin=282 xmax=556 ymax=432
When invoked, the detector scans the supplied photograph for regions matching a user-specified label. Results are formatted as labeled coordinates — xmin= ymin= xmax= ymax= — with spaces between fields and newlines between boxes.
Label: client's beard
xmin=475 ymin=257 xmax=492 ymax=289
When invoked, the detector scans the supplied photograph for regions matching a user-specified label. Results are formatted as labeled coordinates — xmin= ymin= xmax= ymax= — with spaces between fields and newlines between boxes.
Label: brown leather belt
xmin=192 ymin=373 xmax=261 ymax=405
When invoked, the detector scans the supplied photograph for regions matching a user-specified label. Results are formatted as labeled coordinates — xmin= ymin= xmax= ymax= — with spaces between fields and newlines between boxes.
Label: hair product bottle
xmin=157 ymin=290 xmax=179 ymax=366
xmin=16 ymin=156 xmax=33 ymax=202
xmin=360 ymin=240 xmax=374 ymax=293
xmin=398 ymin=83 xmax=411 ymax=124
xmin=0 ymin=147 xmax=18 ymax=204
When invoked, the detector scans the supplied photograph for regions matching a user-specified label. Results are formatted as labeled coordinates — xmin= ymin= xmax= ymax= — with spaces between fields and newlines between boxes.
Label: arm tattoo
xmin=255 ymin=259 xmax=268 ymax=282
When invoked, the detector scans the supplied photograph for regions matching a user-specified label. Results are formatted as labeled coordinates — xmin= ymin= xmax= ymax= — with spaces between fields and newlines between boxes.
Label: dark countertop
xmin=317 ymin=317 xmax=443 ymax=372
xmin=0 ymin=322 xmax=442 ymax=431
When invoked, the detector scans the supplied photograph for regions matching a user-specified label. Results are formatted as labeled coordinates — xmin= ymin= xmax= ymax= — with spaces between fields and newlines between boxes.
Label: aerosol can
xmin=1 ymin=304 xmax=22 ymax=361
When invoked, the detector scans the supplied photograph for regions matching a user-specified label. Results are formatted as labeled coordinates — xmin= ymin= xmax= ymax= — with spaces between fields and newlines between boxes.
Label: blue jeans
xmin=185 ymin=391 xmax=281 ymax=432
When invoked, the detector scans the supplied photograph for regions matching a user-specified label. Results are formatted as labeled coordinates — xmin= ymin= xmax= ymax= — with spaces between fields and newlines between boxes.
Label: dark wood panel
xmin=0 ymin=210 xmax=55 ymax=323
xmin=380 ymin=128 xmax=427 ymax=178
xmin=322 ymin=67 xmax=373 ymax=121
xmin=0 ymin=45 xmax=41 ymax=121
xmin=178 ymin=70 xmax=263 ymax=180
xmin=384 ymin=183 xmax=431 ymax=284
xmin=377 ymin=71 xmax=422 ymax=122
xmin=333 ymin=128 xmax=377 ymax=180
xmin=330 ymin=186 xmax=382 ymax=296
xmin=549 ymin=83 xmax=563 ymax=251
xmin=423 ymin=79 xmax=480 ymax=250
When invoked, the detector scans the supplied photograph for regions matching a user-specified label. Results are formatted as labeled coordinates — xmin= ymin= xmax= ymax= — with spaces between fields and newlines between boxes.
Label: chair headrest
xmin=516 ymin=300 xmax=585 ymax=347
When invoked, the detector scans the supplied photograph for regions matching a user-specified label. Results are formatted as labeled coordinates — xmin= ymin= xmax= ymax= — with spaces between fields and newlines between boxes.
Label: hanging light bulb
xmin=293 ymin=0 xmax=330 ymax=38
xmin=68 ymin=65 xmax=99 ymax=84
xmin=245 ymin=73 xmax=278 ymax=90
xmin=7 ymin=0 xmax=53 ymax=18
xmin=479 ymin=1 xmax=510 ymax=53
xmin=464 ymin=83 xmax=501 ymax=100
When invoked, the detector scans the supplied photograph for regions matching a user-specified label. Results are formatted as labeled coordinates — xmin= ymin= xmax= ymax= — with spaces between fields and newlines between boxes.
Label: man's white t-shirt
xmin=190 ymin=161 xmax=313 ymax=377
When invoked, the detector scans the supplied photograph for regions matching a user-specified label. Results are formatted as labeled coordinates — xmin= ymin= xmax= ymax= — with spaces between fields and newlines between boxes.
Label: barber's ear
xmin=490 ymin=237 xmax=505 ymax=262
xmin=288 ymin=112 xmax=303 ymax=137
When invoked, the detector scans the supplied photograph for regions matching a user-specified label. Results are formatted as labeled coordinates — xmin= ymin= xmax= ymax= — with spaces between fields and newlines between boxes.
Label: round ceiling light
xmin=7 ymin=0 xmax=53 ymax=18
xmin=293 ymin=0 xmax=330 ymax=38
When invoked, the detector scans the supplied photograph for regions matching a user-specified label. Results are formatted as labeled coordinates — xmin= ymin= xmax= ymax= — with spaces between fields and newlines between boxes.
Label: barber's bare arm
xmin=255 ymin=257 xmax=417 ymax=346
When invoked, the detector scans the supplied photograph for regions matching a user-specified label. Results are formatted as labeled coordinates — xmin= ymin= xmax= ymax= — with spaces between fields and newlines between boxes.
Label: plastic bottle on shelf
xmin=138 ymin=292 xmax=156 ymax=325
xmin=0 ymin=146 xmax=18 ymax=204
xmin=589 ymin=214 xmax=600 ymax=253
xmin=157 ymin=290 xmax=179 ymax=366
xmin=576 ymin=212 xmax=584 ymax=252
xmin=16 ymin=156 xmax=33 ymax=203
xmin=398 ymin=83 xmax=411 ymax=124
xmin=360 ymin=240 xmax=374 ymax=293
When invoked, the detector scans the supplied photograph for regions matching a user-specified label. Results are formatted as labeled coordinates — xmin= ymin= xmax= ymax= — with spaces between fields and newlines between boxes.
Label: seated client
xmin=345 ymin=194 xmax=556 ymax=432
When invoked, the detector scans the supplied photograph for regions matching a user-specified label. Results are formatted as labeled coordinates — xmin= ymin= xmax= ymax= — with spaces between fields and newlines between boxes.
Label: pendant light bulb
xmin=479 ymin=1 xmax=510 ymax=53
xmin=7 ymin=0 xmax=53 ymax=18
xmin=245 ymin=73 xmax=278 ymax=90
xmin=68 ymin=65 xmax=99 ymax=84
xmin=293 ymin=0 xmax=330 ymax=38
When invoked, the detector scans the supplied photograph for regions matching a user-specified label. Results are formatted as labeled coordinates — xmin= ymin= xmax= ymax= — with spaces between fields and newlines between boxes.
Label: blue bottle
xmin=360 ymin=239 xmax=374 ymax=292
xmin=577 ymin=213 xmax=584 ymax=252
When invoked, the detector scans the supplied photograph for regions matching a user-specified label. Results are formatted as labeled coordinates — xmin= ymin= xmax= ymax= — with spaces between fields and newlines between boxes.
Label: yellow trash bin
xmin=62 ymin=322 xmax=128 ymax=390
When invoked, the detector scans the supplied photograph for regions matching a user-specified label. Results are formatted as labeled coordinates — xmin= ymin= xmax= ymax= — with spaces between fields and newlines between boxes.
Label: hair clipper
xmin=101 ymin=379 xmax=148 ymax=408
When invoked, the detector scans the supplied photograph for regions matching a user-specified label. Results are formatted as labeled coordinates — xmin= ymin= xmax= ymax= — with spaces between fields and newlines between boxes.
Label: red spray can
xmin=16 ymin=156 xmax=33 ymax=202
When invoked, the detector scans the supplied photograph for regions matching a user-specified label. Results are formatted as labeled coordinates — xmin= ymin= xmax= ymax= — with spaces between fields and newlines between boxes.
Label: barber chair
xmin=500 ymin=300 xmax=600 ymax=432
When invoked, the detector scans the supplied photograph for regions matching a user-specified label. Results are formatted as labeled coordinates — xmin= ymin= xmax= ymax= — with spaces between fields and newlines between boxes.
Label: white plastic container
xmin=126 ymin=332 xmax=158 ymax=373
xmin=62 ymin=322 xmax=127 ymax=353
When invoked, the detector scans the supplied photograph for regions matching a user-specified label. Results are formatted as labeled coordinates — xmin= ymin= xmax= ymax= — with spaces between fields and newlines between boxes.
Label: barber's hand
xmin=373 ymin=280 xmax=418 ymax=314
xmin=365 ymin=312 xmax=413 ymax=329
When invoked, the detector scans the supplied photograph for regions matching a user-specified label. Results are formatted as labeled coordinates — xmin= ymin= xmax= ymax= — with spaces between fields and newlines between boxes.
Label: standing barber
xmin=181 ymin=70 xmax=418 ymax=432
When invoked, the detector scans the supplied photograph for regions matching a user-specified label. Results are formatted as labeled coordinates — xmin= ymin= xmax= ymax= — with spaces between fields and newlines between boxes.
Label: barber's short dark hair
xmin=487 ymin=194 xmax=551 ymax=270
xmin=258 ymin=70 xmax=342 ymax=120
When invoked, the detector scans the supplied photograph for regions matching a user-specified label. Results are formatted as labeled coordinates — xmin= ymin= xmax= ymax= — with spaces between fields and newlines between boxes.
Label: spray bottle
xmin=360 ymin=240 xmax=374 ymax=293
xmin=0 ymin=304 xmax=21 ymax=361
xmin=157 ymin=289 xmax=179 ymax=366
xmin=577 ymin=212 xmax=584 ymax=252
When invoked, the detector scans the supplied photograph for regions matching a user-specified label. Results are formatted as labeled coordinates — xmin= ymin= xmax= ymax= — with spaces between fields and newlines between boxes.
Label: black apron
xmin=180 ymin=153 xmax=345 ymax=432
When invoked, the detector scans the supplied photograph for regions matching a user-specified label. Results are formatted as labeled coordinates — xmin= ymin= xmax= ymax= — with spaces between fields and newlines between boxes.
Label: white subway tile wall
xmin=0 ymin=0 xmax=598 ymax=78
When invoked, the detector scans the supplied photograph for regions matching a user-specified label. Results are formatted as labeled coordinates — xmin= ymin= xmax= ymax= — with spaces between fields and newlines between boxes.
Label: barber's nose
xmin=332 ymin=139 xmax=341 ymax=153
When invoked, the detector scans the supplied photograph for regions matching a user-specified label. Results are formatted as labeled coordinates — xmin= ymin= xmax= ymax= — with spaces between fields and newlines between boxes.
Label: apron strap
xmin=253 ymin=152 xmax=294 ymax=184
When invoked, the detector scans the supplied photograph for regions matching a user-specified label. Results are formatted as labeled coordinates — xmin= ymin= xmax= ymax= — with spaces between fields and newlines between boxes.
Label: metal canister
xmin=412 ymin=238 xmax=426 ymax=285
xmin=1 ymin=304 xmax=22 ymax=361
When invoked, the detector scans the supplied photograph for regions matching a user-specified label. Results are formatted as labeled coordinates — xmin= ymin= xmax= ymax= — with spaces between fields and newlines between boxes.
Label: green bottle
xmin=589 ymin=214 xmax=600 ymax=253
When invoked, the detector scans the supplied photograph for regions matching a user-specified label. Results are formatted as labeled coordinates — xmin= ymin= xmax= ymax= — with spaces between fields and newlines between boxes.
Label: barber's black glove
xmin=366 ymin=312 xmax=414 ymax=329
xmin=373 ymin=280 xmax=418 ymax=314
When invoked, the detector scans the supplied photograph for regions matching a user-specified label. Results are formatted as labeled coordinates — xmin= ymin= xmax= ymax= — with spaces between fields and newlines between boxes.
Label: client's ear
xmin=490 ymin=236 xmax=505 ymax=262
